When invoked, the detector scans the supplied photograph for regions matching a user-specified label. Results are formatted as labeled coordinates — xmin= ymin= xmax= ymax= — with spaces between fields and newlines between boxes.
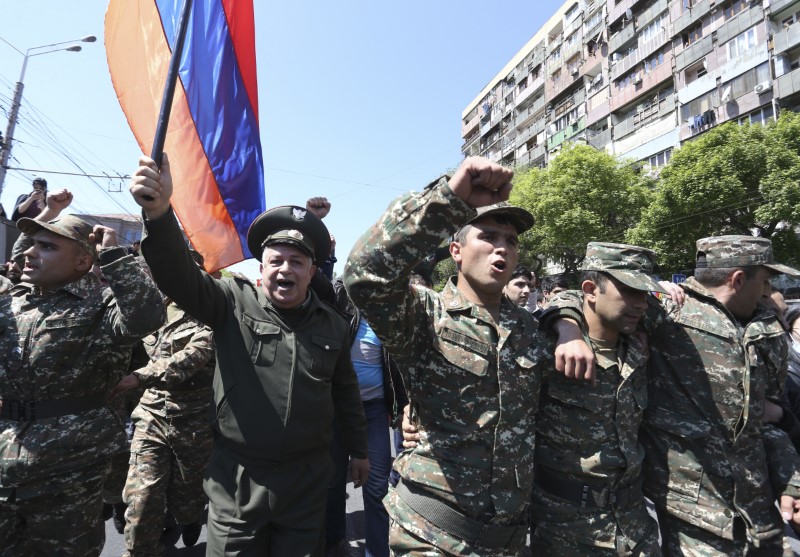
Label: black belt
xmin=394 ymin=481 xmax=527 ymax=550
xmin=0 ymin=393 xmax=107 ymax=421
xmin=535 ymin=466 xmax=643 ymax=509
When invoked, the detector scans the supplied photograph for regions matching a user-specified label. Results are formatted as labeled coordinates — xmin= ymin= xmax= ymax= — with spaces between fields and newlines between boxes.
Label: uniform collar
xmin=16 ymin=271 xmax=99 ymax=299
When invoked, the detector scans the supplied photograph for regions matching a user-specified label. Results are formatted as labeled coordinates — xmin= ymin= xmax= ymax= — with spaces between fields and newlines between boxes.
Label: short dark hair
xmin=510 ymin=265 xmax=533 ymax=282
xmin=694 ymin=263 xmax=758 ymax=287
xmin=32 ymin=177 xmax=47 ymax=188
xmin=580 ymin=270 xmax=609 ymax=293
xmin=541 ymin=275 xmax=570 ymax=294
xmin=453 ymin=224 xmax=472 ymax=244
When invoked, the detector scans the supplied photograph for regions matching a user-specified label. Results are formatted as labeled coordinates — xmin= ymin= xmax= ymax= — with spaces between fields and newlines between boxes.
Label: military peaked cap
xmin=247 ymin=206 xmax=331 ymax=264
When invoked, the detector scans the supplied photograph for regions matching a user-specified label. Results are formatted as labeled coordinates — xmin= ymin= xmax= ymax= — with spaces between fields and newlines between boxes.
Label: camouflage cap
xmin=468 ymin=202 xmax=534 ymax=234
xmin=17 ymin=215 xmax=95 ymax=259
xmin=579 ymin=241 xmax=668 ymax=293
xmin=695 ymin=235 xmax=800 ymax=277
xmin=247 ymin=205 xmax=331 ymax=264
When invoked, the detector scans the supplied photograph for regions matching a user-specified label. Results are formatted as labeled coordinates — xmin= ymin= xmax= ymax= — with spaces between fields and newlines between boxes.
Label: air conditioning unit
xmin=754 ymin=81 xmax=772 ymax=94
xmin=571 ymin=67 xmax=579 ymax=76
xmin=633 ymin=75 xmax=643 ymax=85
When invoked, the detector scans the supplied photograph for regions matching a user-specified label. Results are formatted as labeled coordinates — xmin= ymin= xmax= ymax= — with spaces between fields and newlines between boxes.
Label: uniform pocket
xmin=310 ymin=334 xmax=342 ymax=380
xmin=435 ymin=327 xmax=490 ymax=376
xmin=241 ymin=313 xmax=280 ymax=366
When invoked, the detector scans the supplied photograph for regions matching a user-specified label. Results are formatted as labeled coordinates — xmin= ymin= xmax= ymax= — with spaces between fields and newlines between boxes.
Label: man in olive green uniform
xmin=129 ymin=154 xmax=369 ymax=557
xmin=0 ymin=191 xmax=165 ymax=555
xmin=532 ymin=242 xmax=666 ymax=556
xmin=111 ymin=250 xmax=215 ymax=556
xmin=345 ymin=156 xmax=549 ymax=556
xmin=546 ymin=235 xmax=800 ymax=556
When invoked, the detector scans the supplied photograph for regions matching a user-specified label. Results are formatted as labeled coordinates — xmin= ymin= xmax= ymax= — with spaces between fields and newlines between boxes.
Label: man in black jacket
xmin=129 ymin=154 xmax=369 ymax=557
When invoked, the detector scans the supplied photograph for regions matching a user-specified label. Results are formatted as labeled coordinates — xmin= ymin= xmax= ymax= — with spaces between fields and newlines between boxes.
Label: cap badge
xmin=288 ymin=230 xmax=304 ymax=241
xmin=292 ymin=208 xmax=307 ymax=220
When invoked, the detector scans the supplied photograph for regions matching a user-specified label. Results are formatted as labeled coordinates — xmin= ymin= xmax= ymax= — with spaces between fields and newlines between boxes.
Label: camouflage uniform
xmin=0 ymin=229 xmax=165 ymax=556
xmin=344 ymin=179 xmax=548 ymax=556
xmin=532 ymin=243 xmax=663 ymax=557
xmin=122 ymin=302 xmax=215 ymax=557
xmin=542 ymin=236 xmax=800 ymax=556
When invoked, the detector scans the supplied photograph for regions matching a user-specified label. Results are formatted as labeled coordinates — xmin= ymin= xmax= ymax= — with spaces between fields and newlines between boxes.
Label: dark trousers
xmin=204 ymin=447 xmax=332 ymax=557
xmin=326 ymin=398 xmax=391 ymax=557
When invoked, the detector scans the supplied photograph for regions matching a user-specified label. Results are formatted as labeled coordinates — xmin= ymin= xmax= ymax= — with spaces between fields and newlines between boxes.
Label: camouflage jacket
xmin=536 ymin=331 xmax=648 ymax=488
xmin=134 ymin=303 xmax=214 ymax=419
xmin=344 ymin=179 xmax=548 ymax=530
xmin=0 ymin=246 xmax=165 ymax=491
xmin=542 ymin=278 xmax=800 ymax=544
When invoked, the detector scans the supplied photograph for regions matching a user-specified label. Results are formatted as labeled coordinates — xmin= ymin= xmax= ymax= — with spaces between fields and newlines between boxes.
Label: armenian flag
xmin=105 ymin=0 xmax=265 ymax=271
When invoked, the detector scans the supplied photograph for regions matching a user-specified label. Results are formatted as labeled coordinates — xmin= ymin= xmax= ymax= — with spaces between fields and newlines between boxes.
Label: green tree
xmin=626 ymin=112 xmax=800 ymax=272
xmin=510 ymin=143 xmax=653 ymax=274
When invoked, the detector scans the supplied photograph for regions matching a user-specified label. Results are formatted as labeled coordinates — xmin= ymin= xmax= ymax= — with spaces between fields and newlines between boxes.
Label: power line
xmin=7 ymin=167 xmax=129 ymax=180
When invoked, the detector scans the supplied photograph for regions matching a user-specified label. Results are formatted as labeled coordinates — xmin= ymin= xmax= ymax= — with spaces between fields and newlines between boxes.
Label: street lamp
xmin=0 ymin=35 xmax=96 ymax=197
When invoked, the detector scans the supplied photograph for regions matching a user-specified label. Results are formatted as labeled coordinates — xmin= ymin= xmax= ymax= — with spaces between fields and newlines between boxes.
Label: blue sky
xmin=0 ymin=1 xmax=563 ymax=277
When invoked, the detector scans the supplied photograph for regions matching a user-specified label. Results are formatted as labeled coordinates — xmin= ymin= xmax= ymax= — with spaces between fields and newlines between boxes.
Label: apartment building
xmin=462 ymin=0 xmax=800 ymax=171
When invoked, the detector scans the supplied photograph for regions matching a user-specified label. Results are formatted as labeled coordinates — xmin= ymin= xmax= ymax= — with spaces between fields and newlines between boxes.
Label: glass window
xmin=727 ymin=27 xmax=756 ymax=59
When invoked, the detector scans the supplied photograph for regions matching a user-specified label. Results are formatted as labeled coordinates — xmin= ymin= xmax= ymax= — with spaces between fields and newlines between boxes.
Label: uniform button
xmin=325 ymin=345 xmax=330 ymax=350
xmin=724 ymin=509 xmax=732 ymax=517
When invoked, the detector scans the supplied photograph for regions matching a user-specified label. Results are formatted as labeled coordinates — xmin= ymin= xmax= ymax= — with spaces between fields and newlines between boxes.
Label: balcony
xmin=584 ymin=19 xmax=606 ymax=43
xmin=609 ymin=52 xmax=674 ymax=111
xmin=675 ymin=34 xmax=713 ymax=71
xmin=609 ymin=0 xmax=638 ymax=24
xmin=562 ymin=39 xmax=583 ymax=63
xmin=776 ymin=66 xmax=800 ymax=98
xmin=611 ymin=30 xmax=669 ymax=81
xmin=636 ymin=0 xmax=669 ymax=29
xmin=587 ymin=127 xmax=612 ymax=149
xmin=515 ymin=82 xmax=536 ymax=107
xmin=547 ymin=69 xmax=584 ymax=100
xmin=609 ymin=21 xmax=637 ymax=53
xmin=530 ymin=143 xmax=546 ymax=163
xmin=774 ymin=21 xmax=800 ymax=55
xmin=461 ymin=113 xmax=479 ymax=138
xmin=769 ymin=0 xmax=800 ymax=15
xmin=461 ymin=134 xmax=480 ymax=156
xmin=546 ymin=36 xmax=563 ymax=56
xmin=548 ymin=115 xmax=587 ymax=150
xmin=587 ymin=86 xmax=612 ymax=124
xmin=515 ymin=120 xmax=541 ymax=148
xmin=717 ymin=5 xmax=764 ymax=45
xmin=672 ymin=0 xmax=713 ymax=36
xmin=516 ymin=96 xmax=546 ymax=127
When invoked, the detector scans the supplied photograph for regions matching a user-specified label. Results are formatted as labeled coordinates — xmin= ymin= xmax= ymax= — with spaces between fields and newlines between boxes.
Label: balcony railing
xmin=674 ymin=34 xmax=713 ymax=71
xmin=717 ymin=5 xmax=764 ymax=44
xmin=609 ymin=53 xmax=674 ymax=111
xmin=636 ymin=0 xmax=669 ymax=30
xmin=672 ymin=0 xmax=713 ymax=36
xmin=461 ymin=113 xmax=480 ymax=138
xmin=769 ymin=0 xmax=800 ymax=15
xmin=608 ymin=0 xmax=638 ymax=24
xmin=774 ymin=21 xmax=800 ymax=54
xmin=587 ymin=127 xmax=612 ymax=149
xmin=609 ymin=21 xmax=637 ymax=54
xmin=776 ymin=66 xmax=800 ymax=97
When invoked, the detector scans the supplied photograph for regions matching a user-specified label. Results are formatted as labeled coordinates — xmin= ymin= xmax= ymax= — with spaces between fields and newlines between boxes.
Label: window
xmin=565 ymin=3 xmax=579 ymax=22
xmin=737 ymin=105 xmax=774 ymax=125
xmin=584 ymin=10 xmax=603 ymax=32
xmin=681 ymin=90 xmax=719 ymax=120
xmin=548 ymin=46 xmax=561 ymax=64
xmin=727 ymin=27 xmax=756 ymax=59
xmin=723 ymin=0 xmax=745 ymax=20
xmin=683 ymin=0 xmax=692 ymax=11
xmin=644 ymin=51 xmax=665 ymax=73
xmin=725 ymin=62 xmax=770 ymax=100
xmin=683 ymin=25 xmax=703 ymax=46
xmin=648 ymin=149 xmax=672 ymax=167
xmin=564 ymin=32 xmax=578 ymax=48
xmin=639 ymin=14 xmax=666 ymax=45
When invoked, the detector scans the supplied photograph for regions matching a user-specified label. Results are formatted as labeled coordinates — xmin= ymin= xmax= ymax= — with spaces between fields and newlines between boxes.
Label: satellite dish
xmin=625 ymin=8 xmax=633 ymax=20
xmin=721 ymin=86 xmax=732 ymax=102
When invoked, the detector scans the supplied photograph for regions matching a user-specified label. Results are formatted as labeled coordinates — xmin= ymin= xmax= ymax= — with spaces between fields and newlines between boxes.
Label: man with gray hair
xmin=128 ymin=154 xmax=368 ymax=556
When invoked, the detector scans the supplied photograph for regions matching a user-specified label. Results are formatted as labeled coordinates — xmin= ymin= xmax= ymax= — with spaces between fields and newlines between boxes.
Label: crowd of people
xmin=0 ymin=154 xmax=799 ymax=557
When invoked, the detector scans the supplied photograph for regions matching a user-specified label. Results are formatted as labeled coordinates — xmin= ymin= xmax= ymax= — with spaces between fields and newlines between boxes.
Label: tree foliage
xmin=510 ymin=143 xmax=653 ymax=274
xmin=626 ymin=112 xmax=800 ymax=272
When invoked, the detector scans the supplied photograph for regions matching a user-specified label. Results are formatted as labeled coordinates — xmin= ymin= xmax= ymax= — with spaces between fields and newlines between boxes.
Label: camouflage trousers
xmin=659 ymin=515 xmax=792 ymax=557
xmin=529 ymin=487 xmax=662 ymax=556
xmin=0 ymin=459 xmax=110 ymax=556
xmin=388 ymin=520 xmax=520 ymax=557
xmin=103 ymin=448 xmax=131 ymax=504
xmin=122 ymin=411 xmax=213 ymax=557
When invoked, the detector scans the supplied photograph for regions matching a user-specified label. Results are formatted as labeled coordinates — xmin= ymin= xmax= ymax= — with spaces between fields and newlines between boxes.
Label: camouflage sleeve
xmin=761 ymin=332 xmax=790 ymax=400
xmin=762 ymin=424 xmax=800 ymax=499
xmin=10 ymin=231 xmax=33 ymax=263
xmin=99 ymin=248 xmax=166 ymax=340
xmin=343 ymin=178 xmax=474 ymax=354
xmin=135 ymin=325 xmax=214 ymax=389
xmin=538 ymin=290 xmax=585 ymax=332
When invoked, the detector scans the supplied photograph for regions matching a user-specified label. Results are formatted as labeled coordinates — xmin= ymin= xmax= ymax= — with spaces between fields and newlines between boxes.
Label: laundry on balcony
xmin=688 ymin=109 xmax=716 ymax=131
